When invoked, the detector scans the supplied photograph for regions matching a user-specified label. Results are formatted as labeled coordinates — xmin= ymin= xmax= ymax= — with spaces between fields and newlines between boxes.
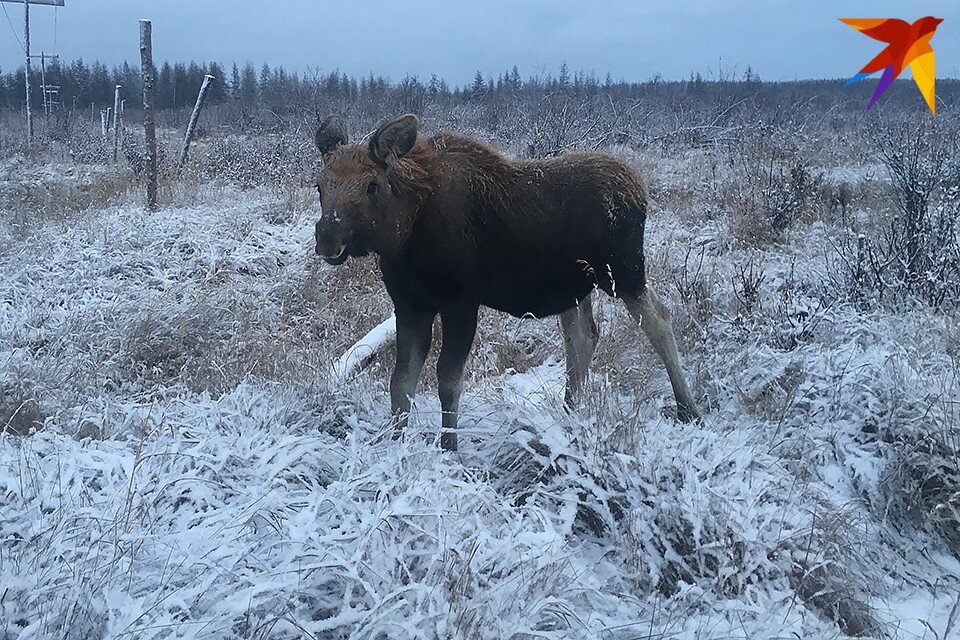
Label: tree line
xmin=2 ymin=57 xmax=954 ymax=121
xmin=0 ymin=57 xmax=789 ymax=116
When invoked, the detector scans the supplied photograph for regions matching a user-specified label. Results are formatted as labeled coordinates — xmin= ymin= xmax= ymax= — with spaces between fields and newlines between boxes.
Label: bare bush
xmin=723 ymin=129 xmax=825 ymax=244
xmin=830 ymin=116 xmax=960 ymax=309
xmin=521 ymin=91 xmax=627 ymax=158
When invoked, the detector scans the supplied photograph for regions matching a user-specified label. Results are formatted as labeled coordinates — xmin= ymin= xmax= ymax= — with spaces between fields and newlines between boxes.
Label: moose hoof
xmin=440 ymin=432 xmax=458 ymax=452
xmin=677 ymin=403 xmax=702 ymax=424
xmin=389 ymin=413 xmax=409 ymax=441
xmin=562 ymin=391 xmax=583 ymax=414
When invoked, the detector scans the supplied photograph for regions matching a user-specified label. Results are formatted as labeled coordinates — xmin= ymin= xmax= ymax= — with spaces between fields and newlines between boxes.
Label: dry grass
xmin=0 ymin=381 xmax=46 ymax=436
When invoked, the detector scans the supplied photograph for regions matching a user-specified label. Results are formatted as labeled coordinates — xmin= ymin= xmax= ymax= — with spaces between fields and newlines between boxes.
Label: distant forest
xmin=0 ymin=59 xmax=611 ymax=112
xmin=0 ymin=58 xmax=864 ymax=114
xmin=1 ymin=57 xmax=957 ymax=127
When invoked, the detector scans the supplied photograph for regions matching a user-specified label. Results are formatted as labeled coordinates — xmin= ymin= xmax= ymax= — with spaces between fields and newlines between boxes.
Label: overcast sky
xmin=1 ymin=0 xmax=958 ymax=85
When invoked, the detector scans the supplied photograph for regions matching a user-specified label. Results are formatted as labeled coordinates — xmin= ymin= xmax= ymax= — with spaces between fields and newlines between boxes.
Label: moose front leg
xmin=390 ymin=306 xmax=436 ymax=438
xmin=436 ymin=305 xmax=479 ymax=452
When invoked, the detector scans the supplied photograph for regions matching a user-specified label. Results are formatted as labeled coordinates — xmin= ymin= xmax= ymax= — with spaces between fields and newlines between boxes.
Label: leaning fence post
xmin=177 ymin=73 xmax=214 ymax=173
xmin=139 ymin=19 xmax=158 ymax=211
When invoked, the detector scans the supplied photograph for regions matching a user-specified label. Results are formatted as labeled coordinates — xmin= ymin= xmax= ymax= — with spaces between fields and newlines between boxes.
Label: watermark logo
xmin=841 ymin=17 xmax=943 ymax=114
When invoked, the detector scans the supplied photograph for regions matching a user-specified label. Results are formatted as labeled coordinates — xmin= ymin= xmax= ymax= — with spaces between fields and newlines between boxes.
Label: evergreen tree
xmin=172 ymin=62 xmax=187 ymax=108
xmin=90 ymin=61 xmax=112 ymax=106
xmin=239 ymin=62 xmax=257 ymax=107
xmin=206 ymin=62 xmax=228 ymax=104
xmin=470 ymin=70 xmax=485 ymax=99
xmin=185 ymin=61 xmax=204 ymax=106
xmin=69 ymin=59 xmax=91 ymax=107
xmin=118 ymin=62 xmax=141 ymax=104
xmin=558 ymin=61 xmax=570 ymax=89
xmin=230 ymin=63 xmax=241 ymax=102
xmin=157 ymin=62 xmax=174 ymax=109
xmin=259 ymin=63 xmax=273 ymax=106
xmin=509 ymin=65 xmax=522 ymax=93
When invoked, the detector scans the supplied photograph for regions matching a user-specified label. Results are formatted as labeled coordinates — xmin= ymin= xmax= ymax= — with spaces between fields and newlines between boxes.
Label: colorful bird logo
xmin=841 ymin=16 xmax=943 ymax=114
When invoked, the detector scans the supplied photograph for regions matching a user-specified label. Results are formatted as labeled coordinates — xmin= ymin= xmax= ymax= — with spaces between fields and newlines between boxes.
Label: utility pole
xmin=40 ymin=51 xmax=48 ymax=120
xmin=24 ymin=0 xmax=31 ymax=143
xmin=0 ymin=0 xmax=65 ymax=146
xmin=40 ymin=52 xmax=45 ymax=115
xmin=37 ymin=52 xmax=61 ymax=118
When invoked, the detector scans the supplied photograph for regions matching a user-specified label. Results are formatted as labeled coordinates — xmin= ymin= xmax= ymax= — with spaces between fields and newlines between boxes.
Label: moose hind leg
xmin=622 ymin=287 xmax=700 ymax=422
xmin=560 ymin=292 xmax=599 ymax=406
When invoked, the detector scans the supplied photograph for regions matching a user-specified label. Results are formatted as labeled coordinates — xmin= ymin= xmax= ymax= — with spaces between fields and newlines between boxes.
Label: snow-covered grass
xmin=1 ymin=139 xmax=959 ymax=640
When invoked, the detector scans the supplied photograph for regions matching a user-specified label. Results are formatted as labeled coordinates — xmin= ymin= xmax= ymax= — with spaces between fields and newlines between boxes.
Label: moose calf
xmin=313 ymin=114 xmax=700 ymax=451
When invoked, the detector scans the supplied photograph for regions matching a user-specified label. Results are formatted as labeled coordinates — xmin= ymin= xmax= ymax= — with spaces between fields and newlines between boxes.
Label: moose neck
xmin=370 ymin=204 xmax=420 ymax=262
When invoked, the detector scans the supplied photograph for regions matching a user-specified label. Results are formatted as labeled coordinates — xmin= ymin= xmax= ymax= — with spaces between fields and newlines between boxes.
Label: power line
xmin=2 ymin=0 xmax=66 ymax=146
xmin=1 ymin=1 xmax=23 ymax=51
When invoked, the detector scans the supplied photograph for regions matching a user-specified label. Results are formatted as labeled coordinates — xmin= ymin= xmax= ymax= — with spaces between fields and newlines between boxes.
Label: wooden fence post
xmin=139 ymin=19 xmax=158 ymax=210
xmin=118 ymin=99 xmax=125 ymax=159
xmin=112 ymin=84 xmax=121 ymax=163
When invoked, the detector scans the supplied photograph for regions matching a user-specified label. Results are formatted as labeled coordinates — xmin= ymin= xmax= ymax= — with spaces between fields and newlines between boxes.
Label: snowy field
xmin=2 ymin=122 xmax=960 ymax=640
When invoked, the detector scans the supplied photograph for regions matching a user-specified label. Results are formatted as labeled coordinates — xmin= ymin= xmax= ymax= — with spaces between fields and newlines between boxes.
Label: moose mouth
xmin=320 ymin=245 xmax=349 ymax=266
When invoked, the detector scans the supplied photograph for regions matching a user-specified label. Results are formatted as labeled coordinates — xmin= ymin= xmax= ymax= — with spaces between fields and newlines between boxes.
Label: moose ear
xmin=369 ymin=114 xmax=418 ymax=164
xmin=315 ymin=114 xmax=348 ymax=155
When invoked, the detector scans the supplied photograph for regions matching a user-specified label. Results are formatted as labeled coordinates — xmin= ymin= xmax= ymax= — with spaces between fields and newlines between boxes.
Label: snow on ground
xmin=1 ymin=161 xmax=959 ymax=639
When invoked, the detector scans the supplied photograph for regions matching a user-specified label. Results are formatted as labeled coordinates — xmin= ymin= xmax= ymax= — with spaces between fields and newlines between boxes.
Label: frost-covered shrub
xmin=521 ymin=92 xmax=618 ymax=159
xmin=200 ymin=131 xmax=313 ymax=190
xmin=62 ymin=125 xmax=113 ymax=166
xmin=830 ymin=116 xmax=960 ymax=309
xmin=670 ymin=245 xmax=721 ymax=330
xmin=722 ymin=129 xmax=826 ymax=245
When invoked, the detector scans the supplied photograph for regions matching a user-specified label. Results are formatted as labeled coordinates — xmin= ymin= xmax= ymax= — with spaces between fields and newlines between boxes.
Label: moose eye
xmin=367 ymin=181 xmax=379 ymax=195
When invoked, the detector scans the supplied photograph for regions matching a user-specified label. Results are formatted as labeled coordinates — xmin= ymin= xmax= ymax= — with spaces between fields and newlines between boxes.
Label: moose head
xmin=312 ymin=113 xmax=425 ymax=265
